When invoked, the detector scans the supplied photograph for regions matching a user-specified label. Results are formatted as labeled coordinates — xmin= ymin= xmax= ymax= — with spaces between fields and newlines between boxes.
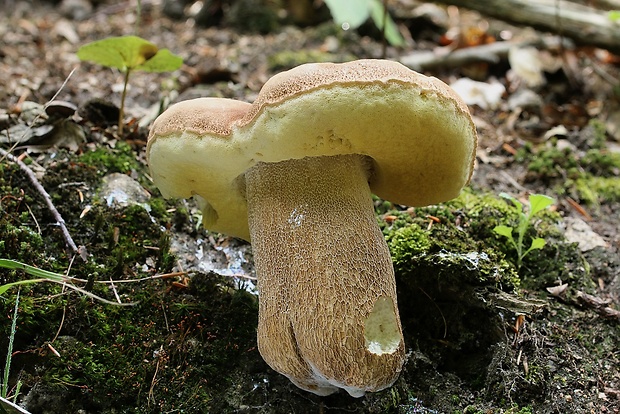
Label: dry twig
xmin=435 ymin=0 xmax=620 ymax=54
xmin=0 ymin=147 xmax=82 ymax=257
xmin=575 ymin=290 xmax=620 ymax=321
xmin=400 ymin=37 xmax=565 ymax=72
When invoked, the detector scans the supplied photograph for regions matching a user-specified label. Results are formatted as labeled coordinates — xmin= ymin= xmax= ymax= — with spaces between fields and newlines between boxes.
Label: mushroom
xmin=147 ymin=59 xmax=478 ymax=397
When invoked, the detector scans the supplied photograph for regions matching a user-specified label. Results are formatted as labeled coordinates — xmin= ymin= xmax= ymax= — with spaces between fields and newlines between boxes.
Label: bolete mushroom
xmin=147 ymin=59 xmax=478 ymax=397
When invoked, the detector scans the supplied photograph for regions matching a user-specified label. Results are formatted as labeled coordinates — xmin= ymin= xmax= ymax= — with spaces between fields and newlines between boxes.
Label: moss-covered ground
xmin=2 ymin=136 xmax=618 ymax=412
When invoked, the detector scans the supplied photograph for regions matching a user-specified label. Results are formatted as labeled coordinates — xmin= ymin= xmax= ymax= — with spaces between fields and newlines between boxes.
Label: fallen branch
xmin=575 ymin=290 xmax=620 ymax=321
xmin=438 ymin=0 xmax=620 ymax=54
xmin=400 ymin=36 xmax=565 ymax=71
xmin=0 ymin=147 xmax=82 ymax=258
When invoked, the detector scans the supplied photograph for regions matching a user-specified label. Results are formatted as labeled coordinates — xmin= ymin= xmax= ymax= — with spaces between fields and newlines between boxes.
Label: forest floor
xmin=1 ymin=1 xmax=619 ymax=413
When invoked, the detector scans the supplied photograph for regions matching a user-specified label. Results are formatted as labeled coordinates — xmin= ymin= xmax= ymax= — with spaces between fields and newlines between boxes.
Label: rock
xmin=99 ymin=173 xmax=151 ymax=210
xmin=564 ymin=216 xmax=608 ymax=252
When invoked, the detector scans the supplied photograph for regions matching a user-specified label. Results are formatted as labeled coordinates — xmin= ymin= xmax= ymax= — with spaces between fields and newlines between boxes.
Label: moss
xmin=373 ymin=189 xmax=613 ymax=412
xmin=379 ymin=195 xmax=522 ymax=410
xmin=525 ymin=142 xmax=580 ymax=181
xmin=387 ymin=224 xmax=431 ymax=263
xmin=582 ymin=148 xmax=620 ymax=176
xmin=515 ymin=120 xmax=620 ymax=205
xmin=586 ymin=118 xmax=610 ymax=150
xmin=506 ymin=406 xmax=534 ymax=414
xmin=0 ymin=164 xmax=47 ymax=266
xmin=571 ymin=176 xmax=620 ymax=204
xmin=78 ymin=141 xmax=141 ymax=176
xmin=8 ymin=272 xmax=261 ymax=413
xmin=0 ymin=142 xmax=258 ymax=411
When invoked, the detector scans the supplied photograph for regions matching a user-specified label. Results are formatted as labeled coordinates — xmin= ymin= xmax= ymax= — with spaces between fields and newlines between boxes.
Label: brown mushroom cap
xmin=147 ymin=59 xmax=477 ymax=240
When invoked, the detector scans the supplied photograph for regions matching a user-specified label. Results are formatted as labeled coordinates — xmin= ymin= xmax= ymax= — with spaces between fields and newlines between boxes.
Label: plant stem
xmin=134 ymin=0 xmax=142 ymax=35
xmin=119 ymin=69 xmax=131 ymax=136
xmin=2 ymin=290 xmax=19 ymax=399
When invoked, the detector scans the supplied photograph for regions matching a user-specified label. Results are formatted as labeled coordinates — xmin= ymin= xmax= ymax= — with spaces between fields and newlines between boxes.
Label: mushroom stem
xmin=245 ymin=154 xmax=405 ymax=397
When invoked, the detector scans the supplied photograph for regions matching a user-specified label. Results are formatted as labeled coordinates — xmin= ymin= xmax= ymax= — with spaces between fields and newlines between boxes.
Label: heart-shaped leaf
xmin=77 ymin=36 xmax=182 ymax=73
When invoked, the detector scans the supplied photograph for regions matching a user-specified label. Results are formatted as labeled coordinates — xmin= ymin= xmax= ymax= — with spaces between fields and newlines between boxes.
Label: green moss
xmin=582 ymin=148 xmax=620 ymax=176
xmin=380 ymin=188 xmax=594 ymax=373
xmin=525 ymin=143 xmax=580 ymax=181
xmin=506 ymin=406 xmax=534 ymax=414
xmin=586 ymin=118 xmax=609 ymax=150
xmin=78 ymin=141 xmax=141 ymax=176
xmin=0 ymin=163 xmax=55 ymax=269
xmin=0 ymin=224 xmax=44 ymax=264
xmin=515 ymin=120 xmax=620 ymax=205
xmin=572 ymin=176 xmax=620 ymax=203
xmin=7 ymin=272 xmax=261 ymax=413
xmin=387 ymin=224 xmax=431 ymax=263
xmin=0 ymin=144 xmax=259 ymax=410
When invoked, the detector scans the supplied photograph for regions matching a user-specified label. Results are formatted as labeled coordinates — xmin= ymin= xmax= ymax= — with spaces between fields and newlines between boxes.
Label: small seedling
xmin=77 ymin=35 xmax=183 ymax=135
xmin=493 ymin=193 xmax=555 ymax=268
xmin=323 ymin=0 xmax=405 ymax=47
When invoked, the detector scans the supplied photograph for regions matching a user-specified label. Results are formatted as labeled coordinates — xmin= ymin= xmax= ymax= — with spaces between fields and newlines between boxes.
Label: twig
xmin=25 ymin=203 xmax=41 ymax=235
xmin=109 ymin=276 xmax=121 ymax=304
xmin=434 ymin=0 xmax=620 ymax=54
xmin=68 ymin=270 xmax=189 ymax=285
xmin=418 ymin=287 xmax=447 ymax=338
xmin=0 ymin=147 xmax=80 ymax=256
xmin=499 ymin=170 xmax=528 ymax=193
xmin=575 ymin=290 xmax=620 ymax=321
xmin=400 ymin=37 xmax=565 ymax=72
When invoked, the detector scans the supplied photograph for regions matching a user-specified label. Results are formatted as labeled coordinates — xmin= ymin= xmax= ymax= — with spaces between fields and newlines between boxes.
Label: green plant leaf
xmin=135 ymin=48 xmax=183 ymax=73
xmin=77 ymin=36 xmax=156 ymax=71
xmin=608 ymin=10 xmax=620 ymax=22
xmin=324 ymin=0 xmax=405 ymax=46
xmin=0 ymin=259 xmax=67 ymax=283
xmin=368 ymin=0 xmax=405 ymax=46
xmin=0 ymin=396 xmax=29 ymax=414
xmin=323 ymin=0 xmax=370 ymax=29
xmin=77 ymin=36 xmax=181 ymax=73
xmin=493 ymin=225 xmax=513 ymax=239
xmin=529 ymin=237 xmax=546 ymax=251
xmin=528 ymin=194 xmax=555 ymax=216
xmin=523 ymin=237 xmax=546 ymax=259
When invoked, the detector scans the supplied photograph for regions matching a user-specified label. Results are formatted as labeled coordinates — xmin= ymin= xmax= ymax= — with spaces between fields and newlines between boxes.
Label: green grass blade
xmin=0 ymin=259 xmax=66 ymax=282
xmin=1 ymin=291 xmax=18 ymax=399
xmin=0 ymin=259 xmax=137 ymax=306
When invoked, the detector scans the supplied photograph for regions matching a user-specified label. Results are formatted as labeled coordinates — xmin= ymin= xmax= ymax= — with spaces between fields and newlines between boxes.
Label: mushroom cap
xmin=147 ymin=59 xmax=478 ymax=240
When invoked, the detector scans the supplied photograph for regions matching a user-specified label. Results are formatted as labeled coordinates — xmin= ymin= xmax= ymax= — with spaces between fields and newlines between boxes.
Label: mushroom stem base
xmin=245 ymin=154 xmax=405 ymax=397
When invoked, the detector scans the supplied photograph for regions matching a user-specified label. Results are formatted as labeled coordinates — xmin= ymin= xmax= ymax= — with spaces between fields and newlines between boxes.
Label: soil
xmin=1 ymin=1 xmax=619 ymax=413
